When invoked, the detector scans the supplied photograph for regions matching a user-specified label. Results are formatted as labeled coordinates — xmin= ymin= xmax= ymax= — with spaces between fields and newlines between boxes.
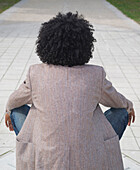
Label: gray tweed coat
xmin=5 ymin=63 xmax=133 ymax=170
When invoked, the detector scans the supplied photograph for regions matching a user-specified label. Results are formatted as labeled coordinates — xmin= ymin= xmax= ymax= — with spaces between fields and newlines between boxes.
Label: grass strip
xmin=0 ymin=0 xmax=21 ymax=13
xmin=107 ymin=0 xmax=140 ymax=24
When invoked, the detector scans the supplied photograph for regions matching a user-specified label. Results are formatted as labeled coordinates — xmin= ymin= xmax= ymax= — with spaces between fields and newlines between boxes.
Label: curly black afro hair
xmin=35 ymin=11 xmax=97 ymax=67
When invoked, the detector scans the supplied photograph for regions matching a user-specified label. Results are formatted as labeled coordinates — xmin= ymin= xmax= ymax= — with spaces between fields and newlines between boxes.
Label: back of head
xmin=36 ymin=12 xmax=97 ymax=67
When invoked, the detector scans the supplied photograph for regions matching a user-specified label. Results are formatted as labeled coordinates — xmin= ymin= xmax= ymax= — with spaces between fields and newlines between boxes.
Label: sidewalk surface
xmin=0 ymin=0 xmax=140 ymax=169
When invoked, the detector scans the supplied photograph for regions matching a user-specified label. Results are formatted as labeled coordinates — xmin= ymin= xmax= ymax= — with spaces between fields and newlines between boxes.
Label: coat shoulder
xmin=29 ymin=63 xmax=43 ymax=69
xmin=87 ymin=64 xmax=104 ymax=78
xmin=88 ymin=64 xmax=103 ymax=71
xmin=28 ymin=63 xmax=104 ymax=78
xmin=28 ymin=63 xmax=44 ymax=74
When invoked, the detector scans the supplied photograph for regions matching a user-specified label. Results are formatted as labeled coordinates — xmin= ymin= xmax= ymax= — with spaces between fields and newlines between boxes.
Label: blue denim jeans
xmin=10 ymin=105 xmax=128 ymax=140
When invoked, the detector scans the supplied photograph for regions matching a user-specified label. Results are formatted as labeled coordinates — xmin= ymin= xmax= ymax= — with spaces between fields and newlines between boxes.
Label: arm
xmin=99 ymin=67 xmax=133 ymax=113
xmin=5 ymin=66 xmax=33 ymax=116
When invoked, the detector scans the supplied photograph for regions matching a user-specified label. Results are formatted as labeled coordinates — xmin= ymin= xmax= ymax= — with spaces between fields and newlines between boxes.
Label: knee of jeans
xmin=10 ymin=109 xmax=19 ymax=117
xmin=111 ymin=108 xmax=128 ymax=120
xmin=120 ymin=108 xmax=129 ymax=122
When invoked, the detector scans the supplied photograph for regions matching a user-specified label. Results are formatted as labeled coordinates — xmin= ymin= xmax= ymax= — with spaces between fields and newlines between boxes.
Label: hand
xmin=5 ymin=113 xmax=14 ymax=131
xmin=127 ymin=108 xmax=135 ymax=126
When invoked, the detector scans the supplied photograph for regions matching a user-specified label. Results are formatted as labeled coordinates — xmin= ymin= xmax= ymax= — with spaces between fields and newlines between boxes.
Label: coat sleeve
xmin=99 ymin=67 xmax=133 ymax=113
xmin=5 ymin=66 xmax=33 ymax=116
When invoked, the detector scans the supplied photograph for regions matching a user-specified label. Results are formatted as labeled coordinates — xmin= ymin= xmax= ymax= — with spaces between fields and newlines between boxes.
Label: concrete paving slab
xmin=0 ymin=0 xmax=140 ymax=169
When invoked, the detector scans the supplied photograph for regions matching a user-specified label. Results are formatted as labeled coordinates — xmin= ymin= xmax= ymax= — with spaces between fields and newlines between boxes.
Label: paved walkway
xmin=0 ymin=0 xmax=140 ymax=169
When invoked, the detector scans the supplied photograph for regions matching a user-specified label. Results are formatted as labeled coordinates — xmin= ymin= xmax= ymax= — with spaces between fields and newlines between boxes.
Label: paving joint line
xmin=105 ymin=30 xmax=140 ymax=150
xmin=0 ymin=36 xmax=27 ymax=81
xmin=15 ymin=43 xmax=36 ymax=90
xmin=122 ymin=152 xmax=140 ymax=165
xmin=107 ymin=29 xmax=140 ymax=101
xmin=130 ymin=127 xmax=140 ymax=150
xmin=0 ymin=29 xmax=18 ymax=58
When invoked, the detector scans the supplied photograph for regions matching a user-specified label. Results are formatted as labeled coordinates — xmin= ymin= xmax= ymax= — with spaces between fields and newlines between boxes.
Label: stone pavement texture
xmin=0 ymin=0 xmax=140 ymax=169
